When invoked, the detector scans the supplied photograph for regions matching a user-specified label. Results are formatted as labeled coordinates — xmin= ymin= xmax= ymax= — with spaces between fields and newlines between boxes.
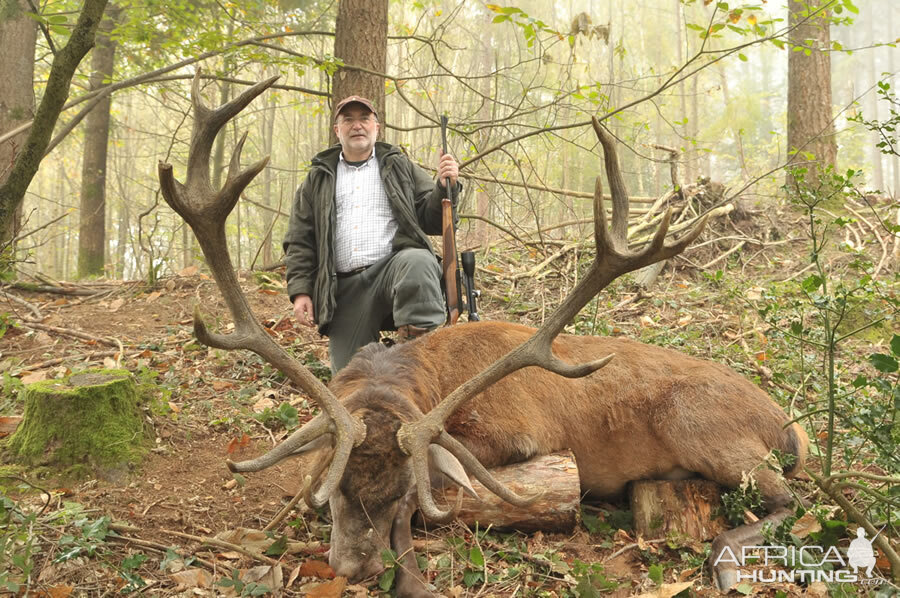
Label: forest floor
xmin=0 ymin=201 xmax=897 ymax=597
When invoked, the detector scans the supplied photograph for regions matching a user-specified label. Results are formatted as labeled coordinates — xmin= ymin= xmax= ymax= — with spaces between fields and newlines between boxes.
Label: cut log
xmin=630 ymin=479 xmax=728 ymax=541
xmin=430 ymin=450 xmax=580 ymax=533
xmin=4 ymin=369 xmax=147 ymax=480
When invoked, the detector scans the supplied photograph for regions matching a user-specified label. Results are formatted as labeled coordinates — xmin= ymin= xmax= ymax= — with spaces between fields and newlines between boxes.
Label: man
xmin=283 ymin=96 xmax=459 ymax=372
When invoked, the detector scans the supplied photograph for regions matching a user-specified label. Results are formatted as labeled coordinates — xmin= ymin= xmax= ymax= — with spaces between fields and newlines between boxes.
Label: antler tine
xmin=185 ymin=70 xmax=280 ymax=194
xmin=403 ymin=430 xmax=464 ymax=523
xmin=591 ymin=117 xmax=628 ymax=250
xmin=157 ymin=75 xmax=367 ymax=506
xmin=227 ymin=414 xmax=333 ymax=472
xmin=435 ymin=432 xmax=543 ymax=506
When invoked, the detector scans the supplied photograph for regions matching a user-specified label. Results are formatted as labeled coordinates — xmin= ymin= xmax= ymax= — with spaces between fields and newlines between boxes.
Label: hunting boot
xmin=396 ymin=324 xmax=429 ymax=342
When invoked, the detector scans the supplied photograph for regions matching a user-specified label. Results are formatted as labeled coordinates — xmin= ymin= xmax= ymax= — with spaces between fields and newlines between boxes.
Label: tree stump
xmin=430 ymin=451 xmax=580 ymax=533
xmin=630 ymin=479 xmax=728 ymax=541
xmin=4 ymin=369 xmax=147 ymax=480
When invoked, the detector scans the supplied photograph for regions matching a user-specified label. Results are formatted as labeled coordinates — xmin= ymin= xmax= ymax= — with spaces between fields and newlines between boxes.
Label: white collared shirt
xmin=333 ymin=151 xmax=397 ymax=272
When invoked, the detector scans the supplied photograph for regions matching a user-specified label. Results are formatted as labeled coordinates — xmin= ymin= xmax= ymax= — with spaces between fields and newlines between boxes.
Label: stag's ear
xmin=428 ymin=444 xmax=479 ymax=498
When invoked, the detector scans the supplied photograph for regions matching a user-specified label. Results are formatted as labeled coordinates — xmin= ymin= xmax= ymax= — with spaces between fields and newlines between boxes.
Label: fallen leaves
xmin=633 ymin=581 xmax=693 ymax=598
xmin=302 ymin=576 xmax=347 ymax=598
xmin=0 ymin=415 xmax=23 ymax=437
xmin=170 ymin=568 xmax=212 ymax=589
xmin=226 ymin=433 xmax=251 ymax=455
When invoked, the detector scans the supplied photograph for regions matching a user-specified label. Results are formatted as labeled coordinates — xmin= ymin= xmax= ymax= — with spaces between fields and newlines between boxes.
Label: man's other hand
xmin=437 ymin=151 xmax=459 ymax=188
xmin=293 ymin=294 xmax=316 ymax=327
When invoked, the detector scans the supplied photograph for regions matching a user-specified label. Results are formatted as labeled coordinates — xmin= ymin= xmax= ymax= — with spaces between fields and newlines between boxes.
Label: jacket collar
xmin=311 ymin=141 xmax=401 ymax=174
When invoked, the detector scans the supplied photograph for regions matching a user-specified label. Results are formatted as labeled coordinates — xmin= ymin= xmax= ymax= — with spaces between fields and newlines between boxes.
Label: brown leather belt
xmin=336 ymin=264 xmax=372 ymax=278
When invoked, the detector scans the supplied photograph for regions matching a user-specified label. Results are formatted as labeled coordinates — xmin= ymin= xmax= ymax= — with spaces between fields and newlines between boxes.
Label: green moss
xmin=4 ymin=369 xmax=149 ymax=480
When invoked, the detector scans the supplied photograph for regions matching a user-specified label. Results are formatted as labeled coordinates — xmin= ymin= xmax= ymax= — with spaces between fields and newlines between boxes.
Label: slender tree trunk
xmin=332 ymin=0 xmax=388 ymax=143
xmin=786 ymin=0 xmax=837 ymax=184
xmin=77 ymin=4 xmax=120 ymax=278
xmin=890 ymin=5 xmax=900 ymax=198
xmin=259 ymin=76 xmax=276 ymax=267
xmin=866 ymin=6 xmax=883 ymax=191
xmin=0 ymin=0 xmax=38 ymax=252
xmin=0 ymin=0 xmax=108 ymax=245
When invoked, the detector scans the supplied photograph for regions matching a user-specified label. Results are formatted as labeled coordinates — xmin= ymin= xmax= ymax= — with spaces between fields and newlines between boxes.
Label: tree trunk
xmin=77 ymin=5 xmax=120 ymax=278
xmin=6 ymin=369 xmax=147 ymax=481
xmin=786 ymin=0 xmax=837 ymax=184
xmin=891 ymin=6 xmax=900 ymax=198
xmin=331 ymin=0 xmax=387 ymax=144
xmin=259 ymin=77 xmax=276 ymax=268
xmin=430 ymin=451 xmax=580 ymax=533
xmin=866 ymin=5 xmax=884 ymax=192
xmin=0 ymin=0 xmax=108 ymax=248
xmin=0 ymin=0 xmax=37 ymax=253
xmin=630 ymin=479 xmax=728 ymax=541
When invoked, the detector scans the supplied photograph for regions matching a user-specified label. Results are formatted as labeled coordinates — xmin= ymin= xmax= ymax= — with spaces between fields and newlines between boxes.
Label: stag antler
xmin=157 ymin=71 xmax=366 ymax=508
xmin=397 ymin=117 xmax=708 ymax=521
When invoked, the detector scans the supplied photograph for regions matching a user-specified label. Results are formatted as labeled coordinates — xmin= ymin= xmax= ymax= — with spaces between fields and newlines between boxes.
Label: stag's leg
xmin=708 ymin=468 xmax=798 ymax=590
xmin=391 ymin=491 xmax=437 ymax=598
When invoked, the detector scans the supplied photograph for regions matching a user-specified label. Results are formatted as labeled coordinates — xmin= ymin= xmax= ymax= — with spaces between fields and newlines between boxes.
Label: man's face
xmin=334 ymin=104 xmax=379 ymax=159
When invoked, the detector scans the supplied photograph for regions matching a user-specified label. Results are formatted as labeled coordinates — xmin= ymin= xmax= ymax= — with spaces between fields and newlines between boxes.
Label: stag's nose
xmin=331 ymin=558 xmax=384 ymax=584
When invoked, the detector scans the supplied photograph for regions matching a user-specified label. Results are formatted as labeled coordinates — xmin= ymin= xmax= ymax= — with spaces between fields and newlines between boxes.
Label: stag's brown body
xmin=336 ymin=321 xmax=806 ymax=496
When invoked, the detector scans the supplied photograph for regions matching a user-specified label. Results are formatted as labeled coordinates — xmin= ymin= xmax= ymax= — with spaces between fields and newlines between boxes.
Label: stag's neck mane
xmin=330 ymin=341 xmax=444 ymax=418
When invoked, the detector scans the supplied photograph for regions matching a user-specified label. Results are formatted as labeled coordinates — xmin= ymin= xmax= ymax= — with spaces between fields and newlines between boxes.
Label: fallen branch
xmin=20 ymin=320 xmax=122 ymax=348
xmin=7 ymin=282 xmax=103 ymax=296
xmin=701 ymin=240 xmax=746 ymax=270
xmin=161 ymin=529 xmax=282 ymax=567
xmin=0 ymin=291 xmax=43 ymax=319
xmin=16 ymin=349 xmax=131 ymax=372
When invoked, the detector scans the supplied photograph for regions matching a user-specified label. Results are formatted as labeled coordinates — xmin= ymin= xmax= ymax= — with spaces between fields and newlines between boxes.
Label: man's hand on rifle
xmin=293 ymin=294 xmax=316 ymax=328
xmin=437 ymin=151 xmax=458 ymax=189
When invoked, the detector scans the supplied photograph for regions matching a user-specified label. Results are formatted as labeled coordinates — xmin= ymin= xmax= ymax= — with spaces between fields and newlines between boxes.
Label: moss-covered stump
xmin=5 ymin=369 xmax=147 ymax=480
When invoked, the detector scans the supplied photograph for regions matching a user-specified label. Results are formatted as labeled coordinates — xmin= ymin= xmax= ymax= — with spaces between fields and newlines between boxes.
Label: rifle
xmin=440 ymin=115 xmax=462 ymax=325
xmin=440 ymin=116 xmax=481 ymax=324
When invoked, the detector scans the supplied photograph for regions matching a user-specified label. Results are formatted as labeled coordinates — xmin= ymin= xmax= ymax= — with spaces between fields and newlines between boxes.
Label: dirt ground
xmin=0 ymin=268 xmax=875 ymax=597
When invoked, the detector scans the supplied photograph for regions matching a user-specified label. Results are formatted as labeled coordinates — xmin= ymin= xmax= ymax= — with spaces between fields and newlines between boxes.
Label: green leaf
xmin=890 ymin=334 xmax=900 ymax=357
xmin=121 ymin=553 xmax=148 ymax=570
xmin=469 ymin=546 xmax=485 ymax=568
xmin=463 ymin=569 xmax=483 ymax=587
xmin=492 ymin=14 xmax=509 ymax=23
xmin=738 ymin=53 xmax=748 ymax=61
xmin=264 ymin=534 xmax=288 ymax=556
xmin=869 ymin=353 xmax=898 ymax=373
xmin=648 ymin=563 xmax=663 ymax=585
xmin=378 ymin=567 xmax=395 ymax=592
xmin=801 ymin=274 xmax=824 ymax=293
xmin=736 ymin=582 xmax=754 ymax=595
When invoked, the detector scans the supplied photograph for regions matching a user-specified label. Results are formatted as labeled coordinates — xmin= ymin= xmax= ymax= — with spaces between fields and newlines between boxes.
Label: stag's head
xmin=158 ymin=71 xmax=705 ymax=589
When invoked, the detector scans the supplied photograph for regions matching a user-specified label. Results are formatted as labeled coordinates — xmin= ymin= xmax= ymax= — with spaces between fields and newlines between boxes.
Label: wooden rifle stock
xmin=440 ymin=115 xmax=461 ymax=325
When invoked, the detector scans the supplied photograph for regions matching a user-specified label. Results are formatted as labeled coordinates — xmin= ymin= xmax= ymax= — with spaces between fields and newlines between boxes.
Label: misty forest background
xmin=1 ymin=0 xmax=898 ymax=282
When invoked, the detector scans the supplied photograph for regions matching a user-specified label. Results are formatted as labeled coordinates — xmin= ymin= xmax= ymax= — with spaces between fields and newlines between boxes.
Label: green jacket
xmin=283 ymin=142 xmax=454 ymax=333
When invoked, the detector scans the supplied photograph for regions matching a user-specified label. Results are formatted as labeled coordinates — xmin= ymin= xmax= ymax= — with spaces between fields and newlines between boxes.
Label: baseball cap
xmin=333 ymin=95 xmax=377 ymax=120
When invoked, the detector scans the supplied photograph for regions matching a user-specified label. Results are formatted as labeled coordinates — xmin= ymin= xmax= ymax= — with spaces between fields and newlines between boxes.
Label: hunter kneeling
xmin=283 ymin=96 xmax=461 ymax=373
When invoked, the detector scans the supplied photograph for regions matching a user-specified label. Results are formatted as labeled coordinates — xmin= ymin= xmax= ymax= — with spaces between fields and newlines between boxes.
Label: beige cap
xmin=333 ymin=95 xmax=377 ymax=120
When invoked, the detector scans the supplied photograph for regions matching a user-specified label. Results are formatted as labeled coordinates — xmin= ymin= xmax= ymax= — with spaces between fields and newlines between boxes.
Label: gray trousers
xmin=328 ymin=248 xmax=446 ymax=372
